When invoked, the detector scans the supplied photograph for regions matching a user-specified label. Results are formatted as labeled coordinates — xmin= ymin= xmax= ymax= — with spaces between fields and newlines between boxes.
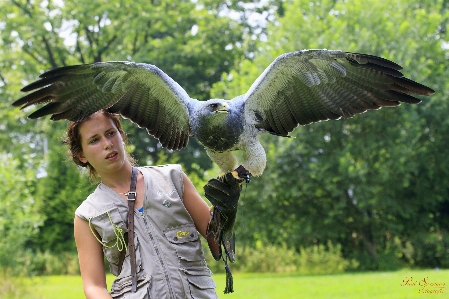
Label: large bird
xmin=13 ymin=49 xmax=434 ymax=177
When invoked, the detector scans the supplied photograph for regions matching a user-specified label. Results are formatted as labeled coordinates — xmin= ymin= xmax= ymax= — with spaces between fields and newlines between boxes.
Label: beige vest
xmin=75 ymin=164 xmax=218 ymax=299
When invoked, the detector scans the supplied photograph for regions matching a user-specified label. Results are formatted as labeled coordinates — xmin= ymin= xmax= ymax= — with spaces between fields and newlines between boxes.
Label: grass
xmin=26 ymin=269 xmax=448 ymax=298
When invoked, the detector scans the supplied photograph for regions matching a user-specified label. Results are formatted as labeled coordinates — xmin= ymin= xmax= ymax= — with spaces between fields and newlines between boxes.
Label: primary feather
xmin=13 ymin=50 xmax=434 ymax=176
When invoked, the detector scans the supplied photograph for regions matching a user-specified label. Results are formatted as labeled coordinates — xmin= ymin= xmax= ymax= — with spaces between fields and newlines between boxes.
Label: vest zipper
xmin=139 ymin=212 xmax=176 ymax=299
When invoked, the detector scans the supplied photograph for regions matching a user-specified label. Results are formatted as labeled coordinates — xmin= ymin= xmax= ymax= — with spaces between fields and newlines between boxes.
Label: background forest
xmin=1 ymin=0 xmax=448 ymax=279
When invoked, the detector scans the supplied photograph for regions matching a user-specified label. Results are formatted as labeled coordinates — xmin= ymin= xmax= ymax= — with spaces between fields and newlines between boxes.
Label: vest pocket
xmin=165 ymin=225 xmax=218 ymax=298
xmin=182 ymin=267 xmax=217 ymax=298
xmin=88 ymin=205 xmax=128 ymax=275
xmin=110 ymin=271 xmax=152 ymax=298
xmin=110 ymin=236 xmax=148 ymax=297
xmin=164 ymin=224 xmax=205 ymax=262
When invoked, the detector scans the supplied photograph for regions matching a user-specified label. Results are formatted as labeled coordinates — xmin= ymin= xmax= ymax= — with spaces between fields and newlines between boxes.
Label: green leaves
xmin=0 ymin=154 xmax=42 ymax=272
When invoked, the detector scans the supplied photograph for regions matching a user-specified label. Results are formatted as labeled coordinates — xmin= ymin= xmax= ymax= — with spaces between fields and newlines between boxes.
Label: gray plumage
xmin=13 ymin=49 xmax=435 ymax=176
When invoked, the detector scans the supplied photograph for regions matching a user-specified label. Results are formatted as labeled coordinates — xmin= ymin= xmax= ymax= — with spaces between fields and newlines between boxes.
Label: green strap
xmin=88 ymin=211 xmax=127 ymax=252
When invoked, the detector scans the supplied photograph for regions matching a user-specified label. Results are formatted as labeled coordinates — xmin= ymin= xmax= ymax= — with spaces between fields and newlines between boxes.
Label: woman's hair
xmin=65 ymin=110 xmax=135 ymax=182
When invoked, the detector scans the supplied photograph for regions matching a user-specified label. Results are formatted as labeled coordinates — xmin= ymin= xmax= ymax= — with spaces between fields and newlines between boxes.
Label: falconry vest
xmin=75 ymin=164 xmax=217 ymax=299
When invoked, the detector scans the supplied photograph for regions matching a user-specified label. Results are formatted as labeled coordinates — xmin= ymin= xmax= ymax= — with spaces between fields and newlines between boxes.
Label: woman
xmin=69 ymin=110 xmax=230 ymax=298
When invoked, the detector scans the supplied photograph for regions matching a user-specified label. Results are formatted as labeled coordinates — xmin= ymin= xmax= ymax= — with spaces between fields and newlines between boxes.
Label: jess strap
xmin=127 ymin=167 xmax=138 ymax=293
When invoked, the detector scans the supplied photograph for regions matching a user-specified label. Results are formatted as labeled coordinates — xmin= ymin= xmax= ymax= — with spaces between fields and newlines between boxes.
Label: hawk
xmin=13 ymin=49 xmax=434 ymax=177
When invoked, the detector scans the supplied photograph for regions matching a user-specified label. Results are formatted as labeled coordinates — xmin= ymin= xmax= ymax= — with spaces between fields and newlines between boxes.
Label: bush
xmin=19 ymin=241 xmax=357 ymax=276
xmin=297 ymin=241 xmax=359 ymax=275
xmin=412 ymin=231 xmax=449 ymax=269
xmin=203 ymin=239 xmax=358 ymax=275
xmin=203 ymin=241 xmax=300 ymax=274
xmin=21 ymin=251 xmax=80 ymax=276
xmin=238 ymin=243 xmax=300 ymax=273
xmin=0 ymin=270 xmax=36 ymax=299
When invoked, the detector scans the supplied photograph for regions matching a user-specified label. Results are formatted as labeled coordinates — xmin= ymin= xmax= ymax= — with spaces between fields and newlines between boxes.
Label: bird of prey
xmin=13 ymin=49 xmax=434 ymax=177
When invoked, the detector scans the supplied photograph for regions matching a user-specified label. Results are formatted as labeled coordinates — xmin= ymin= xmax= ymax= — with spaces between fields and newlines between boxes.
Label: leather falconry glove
xmin=204 ymin=166 xmax=249 ymax=293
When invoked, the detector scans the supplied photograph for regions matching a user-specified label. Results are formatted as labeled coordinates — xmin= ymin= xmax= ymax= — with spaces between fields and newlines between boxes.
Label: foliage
xmin=297 ymin=241 xmax=359 ymax=275
xmin=0 ymin=154 xmax=42 ymax=273
xmin=21 ymin=250 xmax=80 ymax=276
xmin=31 ymin=140 xmax=95 ymax=253
xmin=0 ymin=271 xmax=36 ymax=299
xmin=237 ymin=243 xmax=299 ymax=273
xmin=204 ymin=240 xmax=356 ymax=275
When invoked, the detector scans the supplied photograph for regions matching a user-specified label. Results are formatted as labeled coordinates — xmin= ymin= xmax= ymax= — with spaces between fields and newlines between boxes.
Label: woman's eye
xmin=89 ymin=138 xmax=99 ymax=144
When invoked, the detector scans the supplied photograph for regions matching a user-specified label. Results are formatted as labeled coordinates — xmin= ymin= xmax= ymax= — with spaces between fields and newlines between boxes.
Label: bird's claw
xmin=218 ymin=166 xmax=252 ymax=184
xmin=232 ymin=165 xmax=251 ymax=184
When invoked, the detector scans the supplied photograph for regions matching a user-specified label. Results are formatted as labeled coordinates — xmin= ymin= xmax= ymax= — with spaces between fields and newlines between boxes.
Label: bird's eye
xmin=209 ymin=103 xmax=218 ymax=109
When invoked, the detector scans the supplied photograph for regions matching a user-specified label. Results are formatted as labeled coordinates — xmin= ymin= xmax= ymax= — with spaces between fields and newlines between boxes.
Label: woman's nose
xmin=104 ymin=139 xmax=113 ymax=150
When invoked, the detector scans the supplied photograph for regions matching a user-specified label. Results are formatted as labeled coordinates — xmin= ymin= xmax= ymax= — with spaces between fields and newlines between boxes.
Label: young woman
xmin=69 ymin=110 xmax=233 ymax=298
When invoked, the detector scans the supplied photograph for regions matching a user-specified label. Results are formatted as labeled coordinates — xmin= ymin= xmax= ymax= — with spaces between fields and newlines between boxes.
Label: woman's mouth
xmin=105 ymin=152 xmax=118 ymax=161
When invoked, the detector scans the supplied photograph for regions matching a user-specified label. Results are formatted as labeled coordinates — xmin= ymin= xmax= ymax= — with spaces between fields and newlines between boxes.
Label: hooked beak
xmin=215 ymin=102 xmax=230 ymax=114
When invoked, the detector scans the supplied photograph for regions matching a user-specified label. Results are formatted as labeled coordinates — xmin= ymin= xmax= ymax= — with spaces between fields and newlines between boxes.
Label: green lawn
xmin=30 ymin=269 xmax=447 ymax=299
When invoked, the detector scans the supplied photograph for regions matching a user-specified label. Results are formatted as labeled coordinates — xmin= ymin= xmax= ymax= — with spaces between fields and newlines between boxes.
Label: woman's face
xmin=77 ymin=112 xmax=127 ymax=175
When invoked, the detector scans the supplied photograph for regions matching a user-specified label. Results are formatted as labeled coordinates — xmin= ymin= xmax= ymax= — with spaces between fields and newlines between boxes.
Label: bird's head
xmin=206 ymin=99 xmax=230 ymax=115
xmin=190 ymin=99 xmax=236 ymax=137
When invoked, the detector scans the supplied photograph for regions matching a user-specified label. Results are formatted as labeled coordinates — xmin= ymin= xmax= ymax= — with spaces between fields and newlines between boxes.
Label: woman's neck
xmin=99 ymin=162 xmax=134 ymax=192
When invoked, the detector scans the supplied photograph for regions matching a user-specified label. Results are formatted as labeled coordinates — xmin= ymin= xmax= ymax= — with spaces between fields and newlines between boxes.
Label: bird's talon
xmin=234 ymin=165 xmax=251 ymax=184
xmin=230 ymin=171 xmax=239 ymax=179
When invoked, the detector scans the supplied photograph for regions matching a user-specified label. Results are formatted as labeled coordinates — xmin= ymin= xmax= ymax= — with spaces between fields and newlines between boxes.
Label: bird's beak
xmin=215 ymin=102 xmax=230 ymax=114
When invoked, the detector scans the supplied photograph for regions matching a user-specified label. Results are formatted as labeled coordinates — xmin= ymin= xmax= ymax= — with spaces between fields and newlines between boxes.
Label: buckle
xmin=126 ymin=191 xmax=137 ymax=200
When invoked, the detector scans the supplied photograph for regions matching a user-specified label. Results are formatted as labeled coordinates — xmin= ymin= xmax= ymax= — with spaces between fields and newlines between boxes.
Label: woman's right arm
xmin=74 ymin=215 xmax=113 ymax=299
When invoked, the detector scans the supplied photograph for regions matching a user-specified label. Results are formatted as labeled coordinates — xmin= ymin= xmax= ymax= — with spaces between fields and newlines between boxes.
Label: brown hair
xmin=65 ymin=110 xmax=135 ymax=182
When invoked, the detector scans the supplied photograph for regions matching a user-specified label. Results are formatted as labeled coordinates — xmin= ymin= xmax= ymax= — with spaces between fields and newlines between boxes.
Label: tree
xmin=31 ymin=139 xmax=95 ymax=253
xmin=0 ymin=154 xmax=42 ymax=273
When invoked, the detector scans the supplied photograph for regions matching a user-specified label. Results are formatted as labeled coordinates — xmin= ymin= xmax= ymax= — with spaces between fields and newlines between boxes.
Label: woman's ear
xmin=78 ymin=153 xmax=87 ymax=164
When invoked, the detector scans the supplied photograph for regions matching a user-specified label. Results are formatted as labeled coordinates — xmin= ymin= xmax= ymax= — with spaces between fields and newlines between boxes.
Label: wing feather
xmin=271 ymin=103 xmax=291 ymax=136
xmin=243 ymin=49 xmax=434 ymax=136
xmin=266 ymin=111 xmax=282 ymax=135
xmin=13 ymin=61 xmax=195 ymax=150
xmin=153 ymin=102 xmax=167 ymax=139
xmin=305 ymin=87 xmax=329 ymax=121
xmin=294 ymin=80 xmax=321 ymax=124
xmin=314 ymin=87 xmax=346 ymax=118
xmin=129 ymin=85 xmax=150 ymax=126
xmin=284 ymin=92 xmax=309 ymax=126
xmin=108 ymin=85 xmax=139 ymax=114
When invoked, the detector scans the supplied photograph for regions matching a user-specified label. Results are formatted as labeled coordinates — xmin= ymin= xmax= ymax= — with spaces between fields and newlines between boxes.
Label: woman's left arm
xmin=181 ymin=172 xmax=211 ymax=238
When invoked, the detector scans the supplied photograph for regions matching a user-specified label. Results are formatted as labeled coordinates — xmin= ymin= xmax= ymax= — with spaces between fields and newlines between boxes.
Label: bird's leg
xmin=232 ymin=165 xmax=252 ymax=184
xmin=218 ymin=165 xmax=251 ymax=184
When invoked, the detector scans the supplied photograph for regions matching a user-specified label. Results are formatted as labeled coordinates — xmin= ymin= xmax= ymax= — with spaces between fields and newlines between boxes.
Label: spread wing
xmin=13 ymin=61 xmax=196 ymax=150
xmin=243 ymin=49 xmax=435 ymax=136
